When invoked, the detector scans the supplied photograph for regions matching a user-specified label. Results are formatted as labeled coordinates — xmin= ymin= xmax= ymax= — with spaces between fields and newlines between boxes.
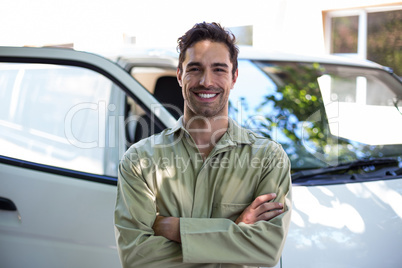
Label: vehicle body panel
xmin=0 ymin=164 xmax=119 ymax=268
xmin=283 ymin=179 xmax=402 ymax=268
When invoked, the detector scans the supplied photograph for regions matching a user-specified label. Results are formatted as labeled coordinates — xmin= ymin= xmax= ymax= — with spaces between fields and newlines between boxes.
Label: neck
xmin=183 ymin=114 xmax=229 ymax=158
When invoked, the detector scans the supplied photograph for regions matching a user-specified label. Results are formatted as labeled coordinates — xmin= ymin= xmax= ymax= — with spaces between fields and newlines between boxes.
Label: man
xmin=115 ymin=22 xmax=292 ymax=268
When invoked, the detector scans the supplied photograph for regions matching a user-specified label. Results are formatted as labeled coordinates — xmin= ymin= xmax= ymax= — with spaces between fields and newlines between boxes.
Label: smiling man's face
xmin=177 ymin=40 xmax=238 ymax=119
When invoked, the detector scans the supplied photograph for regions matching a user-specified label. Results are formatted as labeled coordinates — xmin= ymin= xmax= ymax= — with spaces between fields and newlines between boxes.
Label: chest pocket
xmin=211 ymin=203 xmax=250 ymax=221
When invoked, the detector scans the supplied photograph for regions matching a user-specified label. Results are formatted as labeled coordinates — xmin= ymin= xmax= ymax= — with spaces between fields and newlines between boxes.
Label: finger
xmin=255 ymin=202 xmax=283 ymax=216
xmin=256 ymin=209 xmax=284 ymax=221
xmin=250 ymin=193 xmax=277 ymax=209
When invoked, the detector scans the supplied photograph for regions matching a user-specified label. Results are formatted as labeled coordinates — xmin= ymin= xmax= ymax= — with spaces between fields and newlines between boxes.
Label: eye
xmin=189 ymin=67 xmax=200 ymax=72
xmin=214 ymin=68 xmax=227 ymax=73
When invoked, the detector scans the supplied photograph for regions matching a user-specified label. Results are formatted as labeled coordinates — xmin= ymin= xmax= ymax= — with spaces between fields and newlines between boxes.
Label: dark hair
xmin=177 ymin=22 xmax=239 ymax=77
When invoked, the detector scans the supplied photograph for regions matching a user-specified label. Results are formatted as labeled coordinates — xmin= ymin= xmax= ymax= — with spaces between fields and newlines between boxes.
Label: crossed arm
xmin=152 ymin=193 xmax=284 ymax=243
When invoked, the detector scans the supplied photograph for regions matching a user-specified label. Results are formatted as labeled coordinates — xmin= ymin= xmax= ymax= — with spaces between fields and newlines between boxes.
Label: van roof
xmin=237 ymin=46 xmax=383 ymax=68
xmin=114 ymin=45 xmax=385 ymax=70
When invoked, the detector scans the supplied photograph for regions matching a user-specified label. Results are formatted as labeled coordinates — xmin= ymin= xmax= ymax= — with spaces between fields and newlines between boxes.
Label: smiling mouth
xmin=197 ymin=93 xmax=217 ymax=99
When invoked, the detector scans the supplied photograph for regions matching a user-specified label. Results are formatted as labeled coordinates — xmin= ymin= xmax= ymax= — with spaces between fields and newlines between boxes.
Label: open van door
xmin=0 ymin=47 xmax=175 ymax=268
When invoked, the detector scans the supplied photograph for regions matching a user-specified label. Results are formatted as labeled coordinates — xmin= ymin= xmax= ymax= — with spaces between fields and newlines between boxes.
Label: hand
xmin=235 ymin=193 xmax=283 ymax=225
xmin=152 ymin=215 xmax=181 ymax=243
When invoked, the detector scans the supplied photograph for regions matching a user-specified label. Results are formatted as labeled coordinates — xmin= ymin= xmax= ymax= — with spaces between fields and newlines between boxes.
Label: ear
xmin=177 ymin=68 xmax=183 ymax=87
xmin=231 ymin=68 xmax=238 ymax=89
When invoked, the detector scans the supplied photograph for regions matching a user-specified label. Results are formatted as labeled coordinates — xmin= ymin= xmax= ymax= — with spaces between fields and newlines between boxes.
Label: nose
xmin=200 ymin=70 xmax=213 ymax=88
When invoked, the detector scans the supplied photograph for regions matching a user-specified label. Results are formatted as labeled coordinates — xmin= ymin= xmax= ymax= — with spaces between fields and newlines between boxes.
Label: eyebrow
xmin=212 ymin=63 xmax=229 ymax=68
xmin=186 ymin=62 xmax=229 ymax=68
xmin=186 ymin=62 xmax=202 ymax=68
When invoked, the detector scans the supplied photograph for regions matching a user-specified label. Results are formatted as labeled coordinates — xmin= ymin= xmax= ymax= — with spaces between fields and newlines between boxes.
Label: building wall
xmin=0 ymin=0 xmax=400 ymax=59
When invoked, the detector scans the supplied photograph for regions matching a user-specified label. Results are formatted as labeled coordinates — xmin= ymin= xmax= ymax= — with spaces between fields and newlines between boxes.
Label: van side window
xmin=0 ymin=63 xmax=125 ymax=177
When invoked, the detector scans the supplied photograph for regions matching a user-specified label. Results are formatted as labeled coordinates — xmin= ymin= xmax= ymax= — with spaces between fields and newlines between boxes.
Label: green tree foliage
xmin=367 ymin=10 xmax=402 ymax=76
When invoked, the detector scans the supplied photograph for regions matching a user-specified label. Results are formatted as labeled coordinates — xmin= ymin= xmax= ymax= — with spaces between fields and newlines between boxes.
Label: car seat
xmin=133 ymin=76 xmax=184 ymax=142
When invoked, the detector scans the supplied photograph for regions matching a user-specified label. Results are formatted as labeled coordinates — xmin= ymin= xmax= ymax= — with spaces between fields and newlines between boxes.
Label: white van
xmin=1 ymin=46 xmax=401 ymax=268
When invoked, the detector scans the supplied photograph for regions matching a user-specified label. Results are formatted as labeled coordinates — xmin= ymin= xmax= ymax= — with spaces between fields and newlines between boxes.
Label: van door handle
xmin=0 ymin=197 xmax=17 ymax=211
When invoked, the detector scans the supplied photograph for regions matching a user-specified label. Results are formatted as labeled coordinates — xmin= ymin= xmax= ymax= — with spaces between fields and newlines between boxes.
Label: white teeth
xmin=198 ymin=93 xmax=217 ymax=99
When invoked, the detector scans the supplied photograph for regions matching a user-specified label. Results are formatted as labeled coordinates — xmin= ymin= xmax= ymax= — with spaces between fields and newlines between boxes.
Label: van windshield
xmin=229 ymin=60 xmax=402 ymax=170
